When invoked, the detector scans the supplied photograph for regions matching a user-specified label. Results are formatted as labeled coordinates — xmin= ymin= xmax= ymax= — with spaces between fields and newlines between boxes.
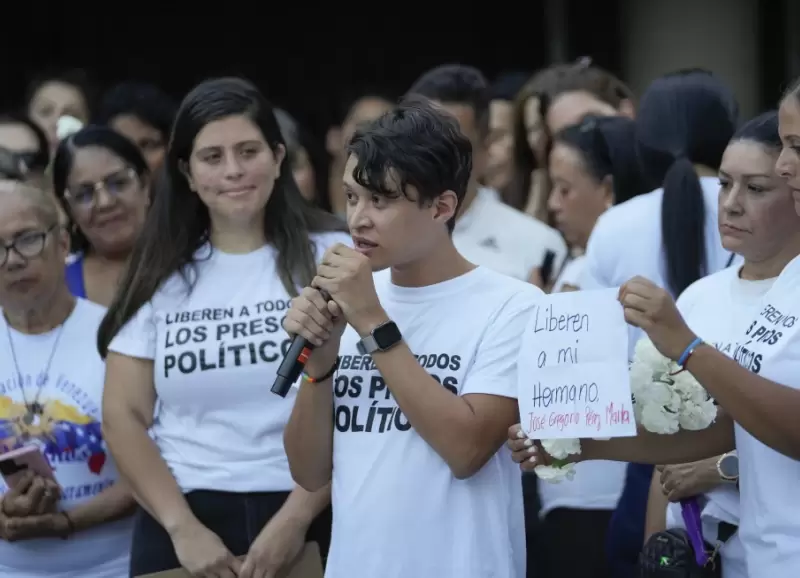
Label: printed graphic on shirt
xmin=729 ymin=298 xmax=799 ymax=375
xmin=334 ymin=351 xmax=462 ymax=434
xmin=160 ymin=299 xmax=294 ymax=378
xmin=0 ymin=373 xmax=111 ymax=500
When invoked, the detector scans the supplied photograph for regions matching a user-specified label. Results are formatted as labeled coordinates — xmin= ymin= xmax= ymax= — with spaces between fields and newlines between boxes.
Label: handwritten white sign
xmin=517 ymin=288 xmax=636 ymax=439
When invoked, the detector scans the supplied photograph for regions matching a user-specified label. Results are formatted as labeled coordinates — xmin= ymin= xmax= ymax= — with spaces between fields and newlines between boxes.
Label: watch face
xmin=373 ymin=322 xmax=402 ymax=349
xmin=720 ymin=455 xmax=739 ymax=478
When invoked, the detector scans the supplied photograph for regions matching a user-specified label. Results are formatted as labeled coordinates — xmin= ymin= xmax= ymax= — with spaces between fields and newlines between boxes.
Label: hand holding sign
xmin=618 ymin=276 xmax=696 ymax=361
xmin=517 ymin=288 xmax=636 ymax=440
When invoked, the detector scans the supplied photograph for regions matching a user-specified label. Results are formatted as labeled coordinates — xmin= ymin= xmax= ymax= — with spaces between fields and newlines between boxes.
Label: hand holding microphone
xmin=273 ymin=287 xmax=346 ymax=396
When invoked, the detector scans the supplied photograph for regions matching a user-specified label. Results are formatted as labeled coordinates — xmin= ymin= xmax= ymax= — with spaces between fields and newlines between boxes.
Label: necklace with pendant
xmin=5 ymin=317 xmax=67 ymax=426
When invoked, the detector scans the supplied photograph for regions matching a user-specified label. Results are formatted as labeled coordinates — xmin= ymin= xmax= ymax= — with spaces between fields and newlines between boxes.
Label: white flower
xmin=678 ymin=400 xmax=717 ymax=430
xmin=640 ymin=403 xmax=680 ymax=434
xmin=535 ymin=463 xmax=576 ymax=482
xmin=56 ymin=115 xmax=84 ymax=141
xmin=633 ymin=338 xmax=672 ymax=373
xmin=541 ymin=438 xmax=581 ymax=460
xmin=534 ymin=438 xmax=582 ymax=483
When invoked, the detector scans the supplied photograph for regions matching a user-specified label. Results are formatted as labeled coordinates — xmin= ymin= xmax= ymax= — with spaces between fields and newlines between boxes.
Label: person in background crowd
xmin=99 ymin=77 xmax=345 ymax=577
xmin=284 ymin=97 xmax=539 ymax=578
xmin=508 ymin=59 xmax=635 ymax=222
xmin=325 ymin=89 xmax=394 ymax=218
xmin=0 ymin=180 xmax=134 ymax=578
xmin=532 ymin=114 xmax=651 ymax=578
xmin=639 ymin=111 xmax=791 ymax=578
xmin=510 ymin=80 xmax=800 ymax=578
xmin=485 ymin=72 xmax=530 ymax=198
xmin=96 ymin=82 xmax=177 ymax=175
xmin=25 ymin=69 xmax=94 ymax=155
xmin=577 ymin=68 xmax=738 ymax=578
xmin=275 ymin=108 xmax=332 ymax=211
xmin=52 ymin=126 xmax=150 ymax=306
xmin=0 ymin=113 xmax=50 ymax=182
xmin=548 ymin=115 xmax=653 ymax=292
xmin=407 ymin=64 xmax=568 ymax=286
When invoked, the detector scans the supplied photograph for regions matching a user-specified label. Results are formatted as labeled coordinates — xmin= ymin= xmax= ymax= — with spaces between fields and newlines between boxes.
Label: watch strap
xmin=357 ymin=334 xmax=379 ymax=355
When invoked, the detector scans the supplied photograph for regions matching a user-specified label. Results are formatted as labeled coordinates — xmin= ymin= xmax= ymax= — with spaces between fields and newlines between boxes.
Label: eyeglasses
xmin=64 ymin=168 xmax=139 ymax=209
xmin=0 ymin=225 xmax=58 ymax=267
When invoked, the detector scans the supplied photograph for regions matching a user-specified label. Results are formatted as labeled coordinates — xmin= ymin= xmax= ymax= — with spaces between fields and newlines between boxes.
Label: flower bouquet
xmin=629 ymin=338 xmax=717 ymax=434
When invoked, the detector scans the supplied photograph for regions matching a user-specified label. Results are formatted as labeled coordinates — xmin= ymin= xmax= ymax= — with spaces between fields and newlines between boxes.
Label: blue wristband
xmin=677 ymin=337 xmax=704 ymax=366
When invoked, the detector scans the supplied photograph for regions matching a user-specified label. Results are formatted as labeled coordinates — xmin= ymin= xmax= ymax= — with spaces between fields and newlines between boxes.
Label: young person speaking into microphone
xmin=283 ymin=97 xmax=542 ymax=578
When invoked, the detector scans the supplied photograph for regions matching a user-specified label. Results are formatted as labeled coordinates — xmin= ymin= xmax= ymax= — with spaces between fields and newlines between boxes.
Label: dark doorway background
xmin=4 ymin=3 xmax=622 ymax=139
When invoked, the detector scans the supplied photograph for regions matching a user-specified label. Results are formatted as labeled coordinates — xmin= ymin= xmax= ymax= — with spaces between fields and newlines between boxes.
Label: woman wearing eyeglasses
xmin=53 ymin=126 xmax=150 ymax=306
xmin=0 ymin=180 xmax=134 ymax=578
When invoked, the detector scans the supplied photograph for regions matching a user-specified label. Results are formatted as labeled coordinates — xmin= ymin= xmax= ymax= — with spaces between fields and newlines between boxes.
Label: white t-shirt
xmin=0 ymin=299 xmax=132 ymax=578
xmin=325 ymin=266 xmax=541 ymax=578
xmin=581 ymin=177 xmax=739 ymax=359
xmin=551 ymin=255 xmax=585 ymax=293
xmin=108 ymin=233 xmax=349 ymax=493
xmin=454 ymin=187 xmax=568 ymax=282
xmin=538 ymin=253 xmax=627 ymax=516
xmin=727 ymin=254 xmax=800 ymax=577
xmin=662 ymin=265 xmax=773 ymax=578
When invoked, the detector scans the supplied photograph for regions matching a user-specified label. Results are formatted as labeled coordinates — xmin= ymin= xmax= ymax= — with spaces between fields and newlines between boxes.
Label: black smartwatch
xmin=356 ymin=321 xmax=402 ymax=355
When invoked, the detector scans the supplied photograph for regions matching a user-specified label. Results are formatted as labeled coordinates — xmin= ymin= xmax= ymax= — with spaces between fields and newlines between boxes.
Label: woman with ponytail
xmin=578 ymin=70 xmax=739 ymax=578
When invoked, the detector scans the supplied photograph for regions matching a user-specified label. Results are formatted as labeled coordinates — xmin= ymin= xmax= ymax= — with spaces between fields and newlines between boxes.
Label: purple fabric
xmin=680 ymin=497 xmax=709 ymax=566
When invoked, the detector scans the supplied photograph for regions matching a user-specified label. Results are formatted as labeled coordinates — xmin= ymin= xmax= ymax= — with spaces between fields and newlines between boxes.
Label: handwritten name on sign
xmin=517 ymin=288 xmax=636 ymax=439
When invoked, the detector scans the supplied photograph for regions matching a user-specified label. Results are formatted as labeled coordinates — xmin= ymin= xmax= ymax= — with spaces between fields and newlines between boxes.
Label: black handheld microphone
xmin=271 ymin=289 xmax=331 ymax=398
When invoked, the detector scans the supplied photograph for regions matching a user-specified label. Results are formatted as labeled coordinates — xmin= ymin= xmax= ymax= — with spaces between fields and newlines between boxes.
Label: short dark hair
xmin=96 ymin=82 xmax=177 ymax=138
xmin=346 ymin=96 xmax=472 ymax=232
xmin=406 ymin=64 xmax=490 ymax=136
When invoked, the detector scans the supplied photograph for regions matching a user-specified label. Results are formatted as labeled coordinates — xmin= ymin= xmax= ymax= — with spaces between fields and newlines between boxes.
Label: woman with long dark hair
xmin=98 ymin=77 xmax=346 ymax=577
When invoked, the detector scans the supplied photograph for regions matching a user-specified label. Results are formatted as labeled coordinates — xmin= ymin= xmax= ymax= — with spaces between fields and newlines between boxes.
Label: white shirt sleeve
xmin=107 ymin=302 xmax=157 ymax=360
xmin=461 ymin=289 xmax=540 ymax=399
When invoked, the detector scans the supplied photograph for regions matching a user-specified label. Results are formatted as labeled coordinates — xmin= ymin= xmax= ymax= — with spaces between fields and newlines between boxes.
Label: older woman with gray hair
xmin=0 ymin=180 xmax=134 ymax=577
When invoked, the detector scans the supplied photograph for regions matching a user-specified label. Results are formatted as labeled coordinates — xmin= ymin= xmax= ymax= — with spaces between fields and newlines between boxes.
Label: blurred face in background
xmin=110 ymin=114 xmax=166 ymax=174
xmin=64 ymin=146 xmax=149 ymax=257
xmin=548 ymin=141 xmax=613 ymax=248
xmin=290 ymin=145 xmax=317 ymax=202
xmin=486 ymin=99 xmax=515 ymax=191
xmin=28 ymin=81 xmax=90 ymax=153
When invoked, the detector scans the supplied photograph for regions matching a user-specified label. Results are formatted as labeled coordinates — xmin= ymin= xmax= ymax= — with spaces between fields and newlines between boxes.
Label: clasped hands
xmin=507 ymin=276 xmax=698 ymax=470
xmin=0 ymin=470 xmax=68 ymax=542
xmin=283 ymin=243 xmax=388 ymax=374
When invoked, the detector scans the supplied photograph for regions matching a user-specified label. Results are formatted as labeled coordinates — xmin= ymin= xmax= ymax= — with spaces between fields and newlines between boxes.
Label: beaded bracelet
xmin=301 ymin=356 xmax=340 ymax=384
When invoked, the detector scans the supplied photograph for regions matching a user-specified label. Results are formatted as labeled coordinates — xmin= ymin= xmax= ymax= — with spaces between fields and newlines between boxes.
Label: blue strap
xmin=677 ymin=337 xmax=703 ymax=366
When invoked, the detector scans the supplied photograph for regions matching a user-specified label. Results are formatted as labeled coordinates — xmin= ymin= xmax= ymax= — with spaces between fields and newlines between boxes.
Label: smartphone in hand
xmin=0 ymin=445 xmax=55 ymax=488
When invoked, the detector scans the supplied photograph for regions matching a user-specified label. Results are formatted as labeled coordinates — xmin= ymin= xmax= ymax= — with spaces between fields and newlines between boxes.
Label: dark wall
xmin=6 ymin=4 xmax=622 ymax=139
